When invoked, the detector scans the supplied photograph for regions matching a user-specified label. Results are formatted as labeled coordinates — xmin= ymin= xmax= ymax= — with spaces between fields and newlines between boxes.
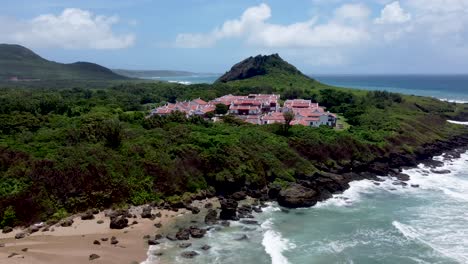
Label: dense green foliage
xmin=0 ymin=79 xmax=466 ymax=227
xmin=0 ymin=44 xmax=127 ymax=81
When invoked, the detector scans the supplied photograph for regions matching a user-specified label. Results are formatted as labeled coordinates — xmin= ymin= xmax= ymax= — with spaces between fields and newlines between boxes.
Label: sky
xmin=1 ymin=0 xmax=468 ymax=74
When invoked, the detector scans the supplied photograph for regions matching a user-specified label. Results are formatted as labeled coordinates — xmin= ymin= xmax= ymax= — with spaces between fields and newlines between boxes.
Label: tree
xmin=215 ymin=104 xmax=229 ymax=115
xmin=283 ymin=111 xmax=295 ymax=135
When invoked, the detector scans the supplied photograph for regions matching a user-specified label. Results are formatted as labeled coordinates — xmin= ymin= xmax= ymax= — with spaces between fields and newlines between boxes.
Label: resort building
xmin=151 ymin=94 xmax=337 ymax=128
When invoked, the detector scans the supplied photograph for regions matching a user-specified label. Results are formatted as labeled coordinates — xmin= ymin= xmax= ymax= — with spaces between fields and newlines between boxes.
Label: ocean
xmin=149 ymin=74 xmax=468 ymax=103
xmin=141 ymin=75 xmax=468 ymax=264
xmin=143 ymin=150 xmax=468 ymax=264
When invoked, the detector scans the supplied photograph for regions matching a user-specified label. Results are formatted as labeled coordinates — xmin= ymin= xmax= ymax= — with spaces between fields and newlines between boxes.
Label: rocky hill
xmin=216 ymin=54 xmax=312 ymax=83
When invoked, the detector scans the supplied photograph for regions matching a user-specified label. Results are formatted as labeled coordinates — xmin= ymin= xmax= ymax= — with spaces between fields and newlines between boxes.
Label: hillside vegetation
xmin=0 ymin=44 xmax=127 ymax=81
xmin=0 ymin=54 xmax=467 ymax=228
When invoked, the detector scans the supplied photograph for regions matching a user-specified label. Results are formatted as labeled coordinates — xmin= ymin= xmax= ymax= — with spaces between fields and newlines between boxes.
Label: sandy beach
xmin=0 ymin=199 xmax=217 ymax=264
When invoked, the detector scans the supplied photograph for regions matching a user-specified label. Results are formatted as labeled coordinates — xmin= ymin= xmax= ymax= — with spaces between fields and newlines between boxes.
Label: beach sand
xmin=0 ymin=199 xmax=217 ymax=264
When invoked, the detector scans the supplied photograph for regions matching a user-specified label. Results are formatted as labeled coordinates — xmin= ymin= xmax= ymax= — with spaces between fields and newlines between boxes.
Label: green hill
xmin=216 ymin=53 xmax=324 ymax=89
xmin=0 ymin=44 xmax=127 ymax=81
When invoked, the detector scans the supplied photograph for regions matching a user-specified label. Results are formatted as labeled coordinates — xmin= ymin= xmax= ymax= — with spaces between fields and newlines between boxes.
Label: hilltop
xmin=0 ymin=44 xmax=127 ymax=81
xmin=216 ymin=54 xmax=321 ymax=89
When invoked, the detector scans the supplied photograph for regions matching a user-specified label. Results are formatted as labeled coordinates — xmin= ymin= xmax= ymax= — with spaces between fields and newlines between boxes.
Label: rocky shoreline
xmin=2 ymin=133 xmax=468 ymax=262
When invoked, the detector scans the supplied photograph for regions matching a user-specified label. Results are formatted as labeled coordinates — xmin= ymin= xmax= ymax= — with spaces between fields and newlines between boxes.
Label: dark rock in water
xmin=141 ymin=206 xmax=153 ymax=219
xmin=61 ymin=219 xmax=74 ymax=227
xmin=392 ymin=181 xmax=408 ymax=186
xmin=219 ymin=198 xmax=238 ymax=220
xmin=178 ymin=242 xmax=192 ymax=248
xmin=81 ymin=211 xmax=95 ymax=220
xmin=148 ymin=239 xmax=160 ymax=245
xmin=430 ymin=169 xmax=451 ymax=174
xmin=201 ymin=244 xmax=211 ymax=250
xmin=110 ymin=216 xmax=128 ymax=229
xmin=221 ymin=221 xmax=230 ymax=227
xmin=189 ymin=227 xmax=207 ymax=238
xmin=2 ymin=226 xmax=13 ymax=233
xmin=234 ymin=234 xmax=248 ymax=241
xmin=368 ymin=162 xmax=390 ymax=175
xmin=395 ymin=173 xmax=410 ymax=181
xmin=21 ymin=248 xmax=28 ymax=252
xmin=411 ymin=184 xmax=420 ymax=188
xmin=373 ymin=182 xmax=381 ymax=186
xmin=205 ymin=209 xmax=218 ymax=225
xmin=166 ymin=235 xmax=177 ymax=241
xmin=93 ymin=240 xmax=101 ymax=245
xmin=423 ymin=159 xmax=444 ymax=168
xmin=252 ymin=207 xmax=262 ymax=213
xmin=240 ymin=220 xmax=259 ymax=225
xmin=231 ymin=191 xmax=247 ymax=201
xmin=176 ymin=228 xmax=190 ymax=240
xmin=15 ymin=232 xmax=26 ymax=239
xmin=204 ymin=203 xmax=213 ymax=209
xmin=101 ymin=237 xmax=109 ymax=241
xmin=277 ymin=184 xmax=318 ymax=208
xmin=181 ymin=251 xmax=199 ymax=259
xmin=154 ymin=234 xmax=163 ymax=240
xmin=89 ymin=254 xmax=100 ymax=261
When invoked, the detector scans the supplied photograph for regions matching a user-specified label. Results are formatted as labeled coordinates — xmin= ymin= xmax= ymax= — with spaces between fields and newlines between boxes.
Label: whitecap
xmin=168 ymin=80 xmax=192 ymax=85
xmin=261 ymin=219 xmax=295 ymax=264
xmin=447 ymin=120 xmax=468 ymax=125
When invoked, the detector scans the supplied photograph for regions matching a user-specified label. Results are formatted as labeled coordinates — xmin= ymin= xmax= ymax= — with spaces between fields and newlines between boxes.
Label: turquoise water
xmin=144 ymin=150 xmax=468 ymax=264
xmin=147 ymin=74 xmax=468 ymax=102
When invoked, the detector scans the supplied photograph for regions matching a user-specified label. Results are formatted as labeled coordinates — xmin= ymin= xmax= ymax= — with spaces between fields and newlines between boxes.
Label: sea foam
xmin=261 ymin=219 xmax=295 ymax=264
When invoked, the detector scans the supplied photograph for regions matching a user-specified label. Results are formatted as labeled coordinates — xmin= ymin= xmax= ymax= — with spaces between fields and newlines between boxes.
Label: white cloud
xmin=375 ymin=1 xmax=411 ymax=24
xmin=176 ymin=3 xmax=370 ymax=49
xmin=1 ymin=8 xmax=135 ymax=49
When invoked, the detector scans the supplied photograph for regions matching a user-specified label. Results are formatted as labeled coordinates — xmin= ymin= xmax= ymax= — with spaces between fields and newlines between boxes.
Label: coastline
xmin=1 ymin=131 xmax=468 ymax=263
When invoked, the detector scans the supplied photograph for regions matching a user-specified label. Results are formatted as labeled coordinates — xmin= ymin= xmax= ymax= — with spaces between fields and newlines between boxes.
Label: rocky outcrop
xmin=109 ymin=216 xmax=128 ymax=229
xmin=205 ymin=209 xmax=218 ymax=225
xmin=277 ymin=184 xmax=319 ymax=208
xmin=219 ymin=198 xmax=238 ymax=220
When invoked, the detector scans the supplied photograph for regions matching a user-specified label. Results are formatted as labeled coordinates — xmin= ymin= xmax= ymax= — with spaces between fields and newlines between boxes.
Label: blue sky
xmin=1 ymin=0 xmax=468 ymax=74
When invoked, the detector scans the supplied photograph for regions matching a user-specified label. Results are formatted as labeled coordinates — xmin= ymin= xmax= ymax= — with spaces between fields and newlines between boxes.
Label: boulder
xmin=154 ymin=222 xmax=162 ymax=228
xmin=89 ymin=254 xmax=100 ymax=261
xmin=148 ymin=239 xmax=160 ymax=245
xmin=395 ymin=173 xmax=410 ymax=181
xmin=189 ymin=227 xmax=206 ymax=238
xmin=101 ymin=237 xmax=109 ymax=242
xmin=204 ymin=203 xmax=213 ymax=209
xmin=178 ymin=242 xmax=192 ymax=248
xmin=201 ymin=244 xmax=211 ymax=250
xmin=180 ymin=251 xmax=199 ymax=259
xmin=219 ymin=199 xmax=238 ymax=220
xmin=93 ymin=240 xmax=101 ymax=245
xmin=110 ymin=237 xmax=119 ymax=245
xmin=110 ymin=216 xmax=128 ymax=229
xmin=204 ymin=209 xmax=218 ymax=225
xmin=231 ymin=191 xmax=247 ymax=201
xmin=175 ymin=228 xmax=190 ymax=240
xmin=166 ymin=235 xmax=177 ymax=241
xmin=277 ymin=184 xmax=319 ymax=208
xmin=430 ymin=169 xmax=451 ymax=174
xmin=60 ymin=219 xmax=74 ymax=227
xmin=81 ymin=211 xmax=95 ymax=220
xmin=2 ymin=226 xmax=13 ymax=234
xmin=267 ymin=183 xmax=282 ymax=199
xmin=15 ymin=232 xmax=26 ymax=239
xmin=191 ymin=207 xmax=200 ymax=214
xmin=141 ymin=206 xmax=153 ymax=219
